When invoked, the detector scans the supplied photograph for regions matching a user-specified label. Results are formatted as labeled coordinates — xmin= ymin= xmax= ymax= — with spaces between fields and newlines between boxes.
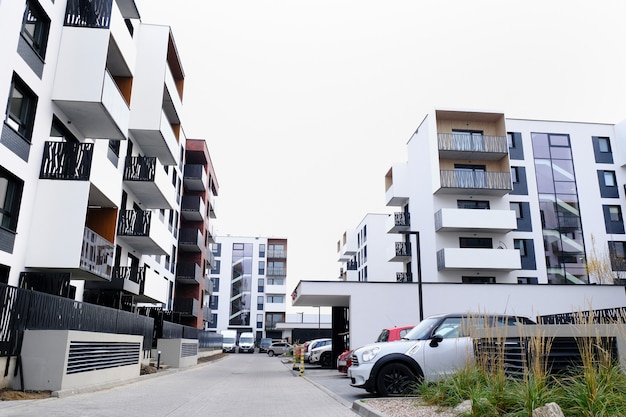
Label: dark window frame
xmin=0 ymin=167 xmax=24 ymax=233
xmin=6 ymin=74 xmax=38 ymax=141
xmin=21 ymin=0 xmax=51 ymax=59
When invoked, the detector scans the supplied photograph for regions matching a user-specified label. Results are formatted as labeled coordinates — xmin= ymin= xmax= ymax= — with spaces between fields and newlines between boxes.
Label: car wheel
xmin=320 ymin=352 xmax=332 ymax=368
xmin=268 ymin=350 xmax=275 ymax=357
xmin=375 ymin=362 xmax=418 ymax=396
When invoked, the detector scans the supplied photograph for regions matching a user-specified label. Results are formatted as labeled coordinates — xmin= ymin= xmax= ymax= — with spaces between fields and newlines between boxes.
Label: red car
xmin=337 ymin=325 xmax=414 ymax=373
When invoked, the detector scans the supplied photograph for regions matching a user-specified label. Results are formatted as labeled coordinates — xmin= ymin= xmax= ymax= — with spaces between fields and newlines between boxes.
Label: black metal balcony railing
xmin=174 ymin=297 xmax=199 ymax=317
xmin=438 ymin=133 xmax=508 ymax=154
xmin=440 ymin=170 xmax=512 ymax=191
xmin=346 ymin=261 xmax=357 ymax=271
xmin=394 ymin=212 xmax=410 ymax=227
xmin=64 ymin=0 xmax=113 ymax=29
xmin=40 ymin=141 xmax=94 ymax=180
xmin=80 ymin=227 xmax=114 ymax=279
xmin=184 ymin=164 xmax=204 ymax=181
xmin=396 ymin=272 xmax=413 ymax=282
xmin=395 ymin=242 xmax=411 ymax=257
xmin=176 ymin=262 xmax=201 ymax=284
xmin=123 ymin=156 xmax=156 ymax=182
xmin=117 ymin=210 xmax=151 ymax=236
xmin=113 ymin=266 xmax=144 ymax=284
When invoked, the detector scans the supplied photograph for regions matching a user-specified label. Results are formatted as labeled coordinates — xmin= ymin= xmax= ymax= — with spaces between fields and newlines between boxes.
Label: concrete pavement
xmin=0 ymin=353 xmax=383 ymax=417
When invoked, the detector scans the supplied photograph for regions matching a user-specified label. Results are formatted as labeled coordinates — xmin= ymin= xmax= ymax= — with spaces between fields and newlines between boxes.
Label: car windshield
xmin=401 ymin=317 xmax=441 ymax=340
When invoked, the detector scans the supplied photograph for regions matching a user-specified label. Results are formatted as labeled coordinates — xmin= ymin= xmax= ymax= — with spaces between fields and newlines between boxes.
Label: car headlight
xmin=361 ymin=346 xmax=381 ymax=362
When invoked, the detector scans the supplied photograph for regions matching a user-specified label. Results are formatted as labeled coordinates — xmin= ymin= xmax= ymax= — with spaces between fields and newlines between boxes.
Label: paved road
xmin=0 ymin=354 xmax=361 ymax=417
xmin=300 ymin=364 xmax=376 ymax=406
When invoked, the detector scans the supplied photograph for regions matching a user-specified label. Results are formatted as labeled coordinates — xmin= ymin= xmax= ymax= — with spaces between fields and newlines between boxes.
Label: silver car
xmin=267 ymin=342 xmax=293 ymax=357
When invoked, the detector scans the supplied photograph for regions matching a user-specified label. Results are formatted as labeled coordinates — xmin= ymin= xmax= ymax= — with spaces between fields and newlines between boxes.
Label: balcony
xmin=387 ymin=212 xmax=411 ymax=234
xmin=385 ymin=164 xmax=410 ymax=207
xmin=396 ymin=272 xmax=413 ymax=282
xmin=175 ymin=297 xmax=200 ymax=317
xmin=389 ymin=242 xmax=412 ymax=262
xmin=80 ymin=227 xmax=115 ymax=280
xmin=267 ymin=267 xmax=286 ymax=277
xmin=436 ymin=248 xmax=521 ymax=271
xmin=116 ymin=210 xmax=169 ymax=255
xmin=87 ymin=266 xmax=144 ymax=295
xmin=438 ymin=133 xmax=508 ymax=161
xmin=175 ymin=262 xmax=202 ymax=285
xmin=129 ymin=111 xmax=178 ymax=166
xmin=267 ymin=248 xmax=286 ymax=259
xmin=437 ymin=170 xmax=512 ymax=196
xmin=434 ymin=208 xmax=517 ymax=233
xmin=203 ymin=277 xmax=213 ymax=295
xmin=135 ymin=267 xmax=168 ymax=303
xmin=181 ymin=195 xmax=206 ymax=222
xmin=53 ymin=67 xmax=129 ymax=140
xmin=123 ymin=156 xmax=176 ymax=209
xmin=40 ymin=142 xmax=94 ymax=180
xmin=206 ymin=223 xmax=216 ymax=244
xmin=337 ymin=230 xmax=357 ymax=261
xmin=183 ymin=164 xmax=208 ymax=191
xmin=179 ymin=228 xmax=203 ymax=252
xmin=208 ymin=191 xmax=217 ymax=219
xmin=202 ymin=306 xmax=211 ymax=322
xmin=346 ymin=261 xmax=357 ymax=271
xmin=206 ymin=249 xmax=216 ymax=269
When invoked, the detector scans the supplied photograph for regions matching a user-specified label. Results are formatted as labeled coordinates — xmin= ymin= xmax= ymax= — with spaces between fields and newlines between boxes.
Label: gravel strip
xmin=362 ymin=397 xmax=457 ymax=417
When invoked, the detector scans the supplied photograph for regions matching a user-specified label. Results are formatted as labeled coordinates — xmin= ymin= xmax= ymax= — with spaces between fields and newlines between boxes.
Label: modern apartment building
xmin=294 ymin=108 xmax=626 ymax=349
xmin=0 ymin=0 xmax=218 ymax=328
xmin=209 ymin=236 xmax=288 ymax=342
xmin=337 ymin=213 xmax=403 ymax=282
xmin=386 ymin=109 xmax=626 ymax=287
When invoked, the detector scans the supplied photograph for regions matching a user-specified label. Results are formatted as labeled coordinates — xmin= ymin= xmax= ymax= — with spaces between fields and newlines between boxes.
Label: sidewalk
xmin=0 ymin=353 xmax=381 ymax=417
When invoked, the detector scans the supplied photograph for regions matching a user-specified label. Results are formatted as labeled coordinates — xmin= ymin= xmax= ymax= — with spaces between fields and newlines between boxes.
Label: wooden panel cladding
xmin=113 ymin=76 xmax=133 ymax=106
xmin=86 ymin=207 xmax=118 ymax=243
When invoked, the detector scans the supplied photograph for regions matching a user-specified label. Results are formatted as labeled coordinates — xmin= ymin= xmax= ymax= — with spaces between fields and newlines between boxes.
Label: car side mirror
xmin=429 ymin=334 xmax=444 ymax=348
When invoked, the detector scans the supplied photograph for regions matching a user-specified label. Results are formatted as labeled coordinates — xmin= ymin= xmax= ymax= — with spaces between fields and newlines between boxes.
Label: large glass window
xmin=6 ymin=75 xmax=38 ymax=141
xmin=22 ymin=0 xmax=50 ymax=58
xmin=229 ymin=243 xmax=253 ymax=326
xmin=0 ymin=167 xmax=24 ymax=232
xmin=532 ymin=132 xmax=587 ymax=284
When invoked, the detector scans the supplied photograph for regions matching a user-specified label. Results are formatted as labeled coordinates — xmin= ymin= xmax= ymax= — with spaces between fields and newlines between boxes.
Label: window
xmin=258 ymin=278 xmax=264 ymax=292
xmin=609 ymin=206 xmax=622 ymax=222
xmin=604 ymin=171 xmax=616 ymax=187
xmin=210 ymin=260 xmax=220 ymax=275
xmin=0 ymin=167 xmax=24 ymax=232
xmin=258 ymin=260 xmax=265 ymax=275
xmin=22 ymin=1 xmax=50 ymax=58
xmin=462 ymin=276 xmax=496 ymax=284
xmin=514 ymin=239 xmax=526 ymax=257
xmin=267 ymin=277 xmax=284 ymax=285
xmin=511 ymin=167 xmax=519 ymax=184
xmin=6 ymin=74 xmax=38 ymax=141
xmin=259 ymin=244 xmax=265 ymax=257
xmin=608 ymin=241 xmax=626 ymax=271
xmin=598 ymin=137 xmax=611 ymax=153
xmin=517 ymin=277 xmax=538 ymax=284
xmin=209 ymin=295 xmax=218 ymax=310
xmin=256 ymin=314 xmax=263 ymax=329
xmin=507 ymin=132 xmax=524 ymax=160
xmin=592 ymin=136 xmax=613 ymax=163
xmin=211 ymin=277 xmax=219 ymax=292
xmin=267 ymin=295 xmax=284 ymax=303
xmin=257 ymin=296 xmax=264 ymax=310
xmin=459 ymin=237 xmax=492 ymax=249
xmin=458 ymin=200 xmax=490 ymax=209
xmin=208 ymin=314 xmax=217 ymax=328
xmin=511 ymin=202 xmax=522 ymax=219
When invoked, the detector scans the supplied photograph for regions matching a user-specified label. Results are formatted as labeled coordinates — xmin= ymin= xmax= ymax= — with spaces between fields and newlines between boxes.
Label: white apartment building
xmin=0 ymin=0 xmax=217 ymax=325
xmin=209 ymin=236 xmax=288 ymax=342
xmin=293 ymin=108 xmax=626 ymax=350
xmin=337 ymin=213 xmax=403 ymax=282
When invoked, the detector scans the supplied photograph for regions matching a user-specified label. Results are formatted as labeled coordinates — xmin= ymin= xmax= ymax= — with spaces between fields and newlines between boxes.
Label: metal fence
xmin=0 ymin=283 xmax=154 ymax=376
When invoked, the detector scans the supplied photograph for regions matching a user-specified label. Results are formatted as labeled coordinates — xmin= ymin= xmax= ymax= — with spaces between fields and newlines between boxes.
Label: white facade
xmin=337 ymin=213 xmax=403 ymax=282
xmin=294 ymin=108 xmax=626 ymax=351
xmin=209 ymin=236 xmax=288 ymax=342
xmin=0 ymin=0 xmax=201 ymax=315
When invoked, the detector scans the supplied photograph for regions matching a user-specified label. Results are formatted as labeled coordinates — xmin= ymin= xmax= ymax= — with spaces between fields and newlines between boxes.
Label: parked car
xmin=309 ymin=343 xmax=333 ymax=367
xmin=303 ymin=338 xmax=331 ymax=362
xmin=259 ymin=338 xmax=273 ymax=353
xmin=348 ymin=313 xmax=535 ymax=396
xmin=267 ymin=341 xmax=293 ymax=357
xmin=337 ymin=325 xmax=414 ymax=373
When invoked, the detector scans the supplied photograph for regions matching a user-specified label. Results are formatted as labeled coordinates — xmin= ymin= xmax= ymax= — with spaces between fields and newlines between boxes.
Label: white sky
xmin=138 ymin=1 xmax=626 ymax=295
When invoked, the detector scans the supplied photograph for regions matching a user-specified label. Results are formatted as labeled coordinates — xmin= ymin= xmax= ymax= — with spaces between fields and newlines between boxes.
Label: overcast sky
xmin=138 ymin=0 xmax=626 ymax=296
